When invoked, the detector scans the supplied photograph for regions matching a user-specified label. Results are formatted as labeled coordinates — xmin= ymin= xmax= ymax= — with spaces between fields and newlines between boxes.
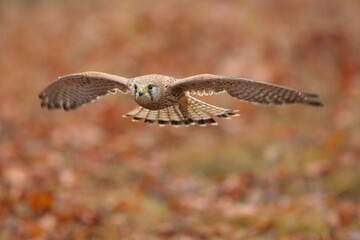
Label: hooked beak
xmin=137 ymin=87 xmax=146 ymax=97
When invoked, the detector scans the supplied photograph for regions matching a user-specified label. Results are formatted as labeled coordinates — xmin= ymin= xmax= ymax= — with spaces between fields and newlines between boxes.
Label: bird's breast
xmin=134 ymin=93 xmax=182 ymax=110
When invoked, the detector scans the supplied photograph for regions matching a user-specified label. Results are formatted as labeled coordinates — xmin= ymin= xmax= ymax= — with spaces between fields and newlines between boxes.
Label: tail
xmin=123 ymin=106 xmax=184 ymax=127
xmin=123 ymin=96 xmax=239 ymax=127
xmin=185 ymin=95 xmax=239 ymax=120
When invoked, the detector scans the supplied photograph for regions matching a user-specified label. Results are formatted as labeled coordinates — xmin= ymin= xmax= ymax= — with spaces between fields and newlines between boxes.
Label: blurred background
xmin=0 ymin=0 xmax=359 ymax=239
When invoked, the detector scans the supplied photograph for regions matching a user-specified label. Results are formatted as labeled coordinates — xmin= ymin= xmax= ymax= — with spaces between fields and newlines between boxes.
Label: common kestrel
xmin=39 ymin=72 xmax=323 ymax=126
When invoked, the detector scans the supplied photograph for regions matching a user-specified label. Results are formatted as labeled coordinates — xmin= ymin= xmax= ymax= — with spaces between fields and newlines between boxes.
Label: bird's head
xmin=131 ymin=82 xmax=160 ymax=106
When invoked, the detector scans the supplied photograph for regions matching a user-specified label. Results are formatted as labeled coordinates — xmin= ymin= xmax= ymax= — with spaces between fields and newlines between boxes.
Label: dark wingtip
xmin=305 ymin=100 xmax=324 ymax=107
xmin=40 ymin=102 xmax=47 ymax=108
xmin=63 ymin=102 xmax=78 ymax=111
xmin=40 ymin=100 xmax=75 ymax=111
xmin=302 ymin=92 xmax=324 ymax=107
xmin=303 ymin=92 xmax=320 ymax=98
xmin=38 ymin=92 xmax=46 ymax=99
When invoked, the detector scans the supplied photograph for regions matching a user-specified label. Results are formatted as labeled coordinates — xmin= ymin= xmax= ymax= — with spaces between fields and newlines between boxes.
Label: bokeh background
xmin=0 ymin=0 xmax=359 ymax=239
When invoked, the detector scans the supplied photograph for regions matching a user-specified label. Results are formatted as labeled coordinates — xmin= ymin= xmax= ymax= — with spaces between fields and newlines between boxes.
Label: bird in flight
xmin=39 ymin=72 xmax=323 ymax=127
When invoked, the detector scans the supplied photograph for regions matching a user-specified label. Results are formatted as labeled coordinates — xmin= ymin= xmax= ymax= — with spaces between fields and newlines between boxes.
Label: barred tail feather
xmin=187 ymin=96 xmax=239 ymax=120
xmin=183 ymin=101 xmax=217 ymax=126
xmin=144 ymin=110 xmax=158 ymax=124
xmin=123 ymin=96 xmax=239 ymax=127
xmin=122 ymin=107 xmax=147 ymax=121
xmin=157 ymin=109 xmax=170 ymax=126
xmin=132 ymin=108 xmax=149 ymax=122
xmin=167 ymin=106 xmax=184 ymax=127
xmin=123 ymin=106 xmax=184 ymax=127
xmin=123 ymin=107 xmax=142 ymax=118
xmin=174 ymin=105 xmax=194 ymax=126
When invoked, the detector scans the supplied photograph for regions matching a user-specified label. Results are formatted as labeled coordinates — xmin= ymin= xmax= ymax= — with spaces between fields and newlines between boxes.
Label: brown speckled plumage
xmin=39 ymin=71 xmax=323 ymax=127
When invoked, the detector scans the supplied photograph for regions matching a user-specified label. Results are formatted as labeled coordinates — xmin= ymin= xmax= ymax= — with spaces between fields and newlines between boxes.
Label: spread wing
xmin=171 ymin=74 xmax=323 ymax=107
xmin=39 ymin=71 xmax=129 ymax=111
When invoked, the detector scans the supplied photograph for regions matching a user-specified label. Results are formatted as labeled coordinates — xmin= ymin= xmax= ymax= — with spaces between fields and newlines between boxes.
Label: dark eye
xmin=148 ymin=84 xmax=154 ymax=90
xmin=134 ymin=84 xmax=138 ymax=90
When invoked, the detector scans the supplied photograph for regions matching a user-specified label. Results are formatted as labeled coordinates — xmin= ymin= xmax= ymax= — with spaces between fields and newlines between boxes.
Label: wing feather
xmin=39 ymin=71 xmax=129 ymax=111
xmin=171 ymin=74 xmax=323 ymax=107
